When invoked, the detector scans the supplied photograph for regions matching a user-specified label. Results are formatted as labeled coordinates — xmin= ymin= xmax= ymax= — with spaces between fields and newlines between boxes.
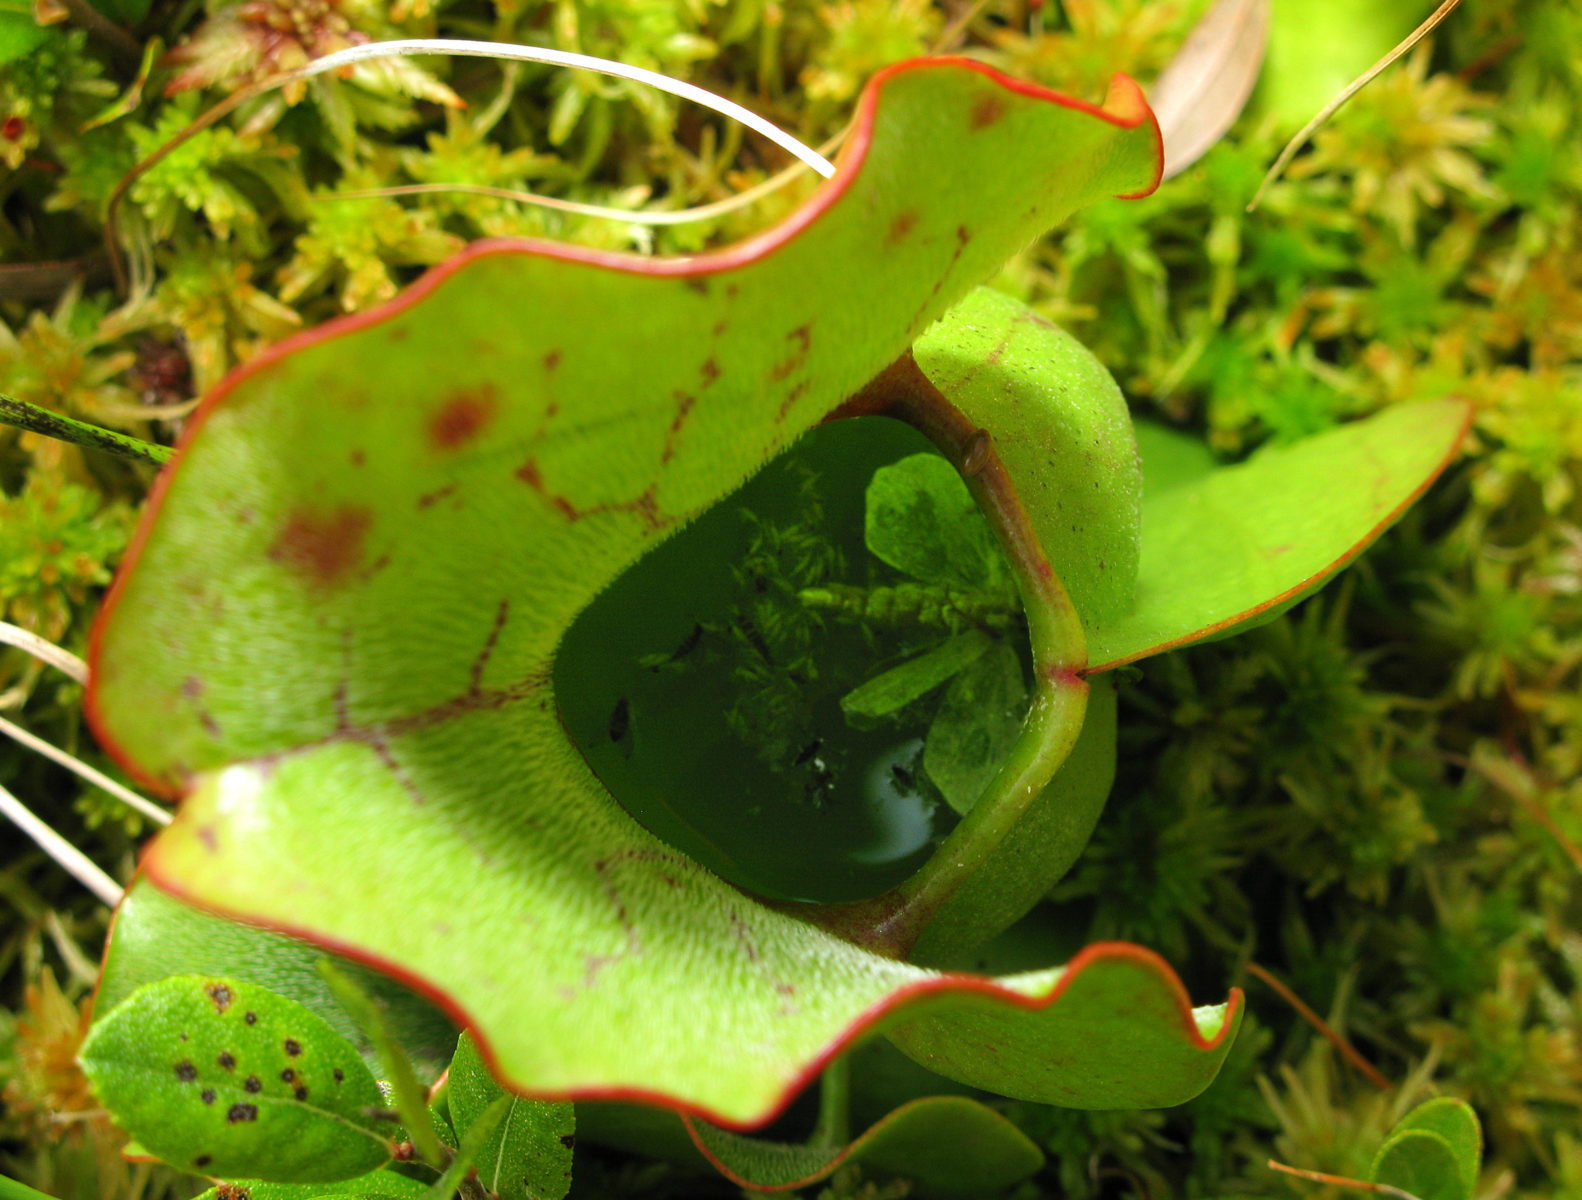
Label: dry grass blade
xmin=0 ymin=780 xmax=123 ymax=906
xmin=1150 ymin=0 xmax=1271 ymax=179
xmin=0 ymin=620 xmax=88 ymax=684
xmin=1248 ymin=0 xmax=1465 ymax=210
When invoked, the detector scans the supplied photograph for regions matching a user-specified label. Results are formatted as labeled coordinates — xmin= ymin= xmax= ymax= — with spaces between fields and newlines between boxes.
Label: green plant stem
xmin=810 ymin=1053 xmax=851 ymax=1149
xmin=318 ymin=960 xmax=447 ymax=1168
xmin=0 ymin=393 xmax=173 ymax=465
xmin=805 ymin=354 xmax=1089 ymax=958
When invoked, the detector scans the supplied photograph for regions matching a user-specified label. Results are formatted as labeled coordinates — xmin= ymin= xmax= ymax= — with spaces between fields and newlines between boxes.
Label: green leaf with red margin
xmin=87 ymin=58 xmax=1243 ymax=1128
xmin=1087 ymin=400 xmax=1472 ymax=672
xmin=683 ymin=1095 xmax=1043 ymax=1196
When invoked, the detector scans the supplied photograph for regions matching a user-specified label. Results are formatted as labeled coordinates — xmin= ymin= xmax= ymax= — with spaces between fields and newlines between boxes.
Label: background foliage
xmin=1 ymin=0 xmax=1579 ymax=1196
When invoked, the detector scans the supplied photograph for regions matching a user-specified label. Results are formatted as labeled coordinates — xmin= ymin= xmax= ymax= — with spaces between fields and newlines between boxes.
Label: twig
xmin=1268 ymin=1159 xmax=1422 ymax=1200
xmin=0 ymin=715 xmax=172 ymax=827
xmin=0 ymin=621 xmax=88 ymax=684
xmin=0 ymin=393 xmax=173 ymax=465
xmin=1248 ymin=0 xmax=1464 ymax=211
xmin=1246 ymin=961 xmax=1393 ymax=1091
xmin=0 ymin=780 xmax=123 ymax=907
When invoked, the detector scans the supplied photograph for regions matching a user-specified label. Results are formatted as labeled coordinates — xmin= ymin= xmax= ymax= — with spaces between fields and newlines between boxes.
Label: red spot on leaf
xmin=700 ymin=357 xmax=720 ymax=387
xmin=543 ymin=349 xmax=562 ymax=372
xmin=886 ymin=209 xmax=919 ymax=245
xmin=268 ymin=506 xmax=373 ymax=590
xmin=971 ymin=94 xmax=1007 ymax=129
xmin=429 ymin=385 xmax=499 ymax=450
xmin=2 ymin=116 xmax=23 ymax=142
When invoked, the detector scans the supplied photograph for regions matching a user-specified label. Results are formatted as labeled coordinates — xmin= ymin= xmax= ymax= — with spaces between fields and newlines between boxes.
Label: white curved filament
xmin=0 ymin=714 xmax=171 ymax=827
xmin=0 ymin=780 xmax=123 ymax=906
xmin=0 ymin=620 xmax=88 ymax=684
xmin=294 ymin=39 xmax=837 ymax=179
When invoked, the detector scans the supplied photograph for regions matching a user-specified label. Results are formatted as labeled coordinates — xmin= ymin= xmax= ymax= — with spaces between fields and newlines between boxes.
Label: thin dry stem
xmin=0 ymin=780 xmax=123 ymax=906
xmin=107 ymin=39 xmax=836 ymax=290
xmin=0 ymin=621 xmax=88 ymax=684
xmin=1248 ymin=0 xmax=1465 ymax=211
xmin=1246 ymin=961 xmax=1393 ymax=1090
xmin=0 ymin=714 xmax=171 ymax=827
xmin=1267 ymin=1160 xmax=1422 ymax=1200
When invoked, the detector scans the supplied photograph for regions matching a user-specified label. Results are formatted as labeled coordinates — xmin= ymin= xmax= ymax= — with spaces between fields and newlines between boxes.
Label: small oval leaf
xmin=449 ymin=1032 xmax=575 ymax=1200
xmin=1371 ymin=1129 xmax=1467 ymax=1200
xmin=1372 ymin=1097 xmax=1482 ymax=1200
xmin=81 ymin=975 xmax=391 ymax=1182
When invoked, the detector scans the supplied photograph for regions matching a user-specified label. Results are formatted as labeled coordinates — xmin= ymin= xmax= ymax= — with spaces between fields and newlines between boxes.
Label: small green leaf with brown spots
xmin=81 ymin=975 xmax=391 ymax=1182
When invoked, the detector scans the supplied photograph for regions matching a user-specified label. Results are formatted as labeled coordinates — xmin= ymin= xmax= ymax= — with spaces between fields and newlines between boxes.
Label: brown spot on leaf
xmin=429 ymin=385 xmax=500 ymax=450
xmin=175 ymin=1061 xmax=197 ymax=1082
xmin=283 ymin=1038 xmax=302 ymax=1057
xmin=543 ymin=349 xmax=562 ymax=372
xmin=244 ymin=1075 xmax=261 ymax=1093
xmin=661 ymin=391 xmax=696 ymax=464
xmin=515 ymin=458 xmax=543 ymax=489
xmin=201 ymin=1088 xmax=217 ymax=1105
xmin=333 ymin=1067 xmax=345 ymax=1082
xmin=194 ymin=1154 xmax=212 ymax=1169
xmin=971 ymin=93 xmax=1006 ymax=129
xmin=244 ymin=1011 xmax=257 ymax=1025
xmin=217 ymin=1051 xmax=236 ymax=1071
xmin=700 ymin=357 xmax=720 ymax=387
xmin=349 ymin=448 xmax=366 ymax=467
xmin=685 ymin=277 xmax=709 ymax=295
xmin=886 ymin=209 xmax=919 ymax=245
xmin=226 ymin=1103 xmax=259 ymax=1123
xmin=268 ymin=506 xmax=373 ymax=590
xmin=197 ymin=825 xmax=219 ymax=852
xmin=560 ymin=1133 xmax=576 ymax=1148
xmin=417 ymin=484 xmax=457 ymax=510
xmin=294 ymin=1084 xmax=309 ymax=1101
xmin=204 ymin=982 xmax=233 ymax=1012
xmin=280 ymin=1068 xmax=295 ymax=1082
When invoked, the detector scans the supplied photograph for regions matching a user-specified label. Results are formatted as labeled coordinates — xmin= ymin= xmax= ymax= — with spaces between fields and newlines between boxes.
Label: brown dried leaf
xmin=1150 ymin=0 xmax=1271 ymax=179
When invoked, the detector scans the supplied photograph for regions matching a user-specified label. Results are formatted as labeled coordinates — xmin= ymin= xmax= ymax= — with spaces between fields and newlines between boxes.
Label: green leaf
xmin=1087 ymin=399 xmax=1472 ymax=671
xmin=840 ymin=629 xmax=991 ymax=720
xmin=923 ymin=640 xmax=1027 ymax=815
xmin=865 ymin=454 xmax=1011 ymax=590
xmin=87 ymin=60 xmax=1237 ymax=1125
xmin=96 ymin=881 xmax=457 ymax=1084
xmin=449 ymin=1032 xmax=575 ymax=1200
xmin=685 ymin=1094 xmax=1043 ymax=1196
xmin=885 ymin=942 xmax=1242 ymax=1108
xmin=911 ymin=674 xmax=1117 ymax=963
xmin=1371 ymin=1098 xmax=1482 ymax=1200
xmin=911 ymin=286 xmax=1144 ymax=635
xmin=80 ymin=976 xmax=391 ymax=1182
xmin=1370 ymin=1131 xmax=1467 ymax=1200
xmin=187 ymin=1171 xmax=430 ymax=1199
